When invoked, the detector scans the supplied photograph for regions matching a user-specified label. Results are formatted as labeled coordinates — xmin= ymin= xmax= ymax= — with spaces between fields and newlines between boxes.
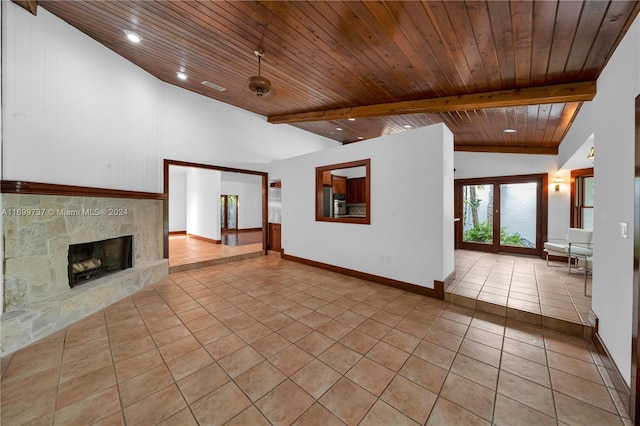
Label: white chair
xmin=544 ymin=228 xmax=593 ymax=296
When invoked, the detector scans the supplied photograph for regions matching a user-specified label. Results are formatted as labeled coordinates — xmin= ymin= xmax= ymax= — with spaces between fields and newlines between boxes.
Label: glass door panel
xmin=456 ymin=174 xmax=545 ymax=256
xmin=220 ymin=196 xmax=226 ymax=230
xmin=462 ymin=184 xmax=494 ymax=245
xmin=499 ymin=182 xmax=537 ymax=248
xmin=227 ymin=196 xmax=237 ymax=229
xmin=220 ymin=195 xmax=238 ymax=231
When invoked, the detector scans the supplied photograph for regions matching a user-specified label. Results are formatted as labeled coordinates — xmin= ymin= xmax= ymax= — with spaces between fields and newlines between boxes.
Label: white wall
xmin=221 ymin=174 xmax=263 ymax=230
xmin=560 ymin=16 xmax=640 ymax=386
xmin=3 ymin=4 xmax=161 ymax=192
xmin=270 ymin=124 xmax=455 ymax=287
xmin=186 ymin=168 xmax=221 ymax=241
xmin=158 ymin=84 xmax=339 ymax=171
xmin=454 ymin=152 xmax=570 ymax=242
xmin=2 ymin=4 xmax=339 ymax=193
xmin=168 ymin=166 xmax=187 ymax=232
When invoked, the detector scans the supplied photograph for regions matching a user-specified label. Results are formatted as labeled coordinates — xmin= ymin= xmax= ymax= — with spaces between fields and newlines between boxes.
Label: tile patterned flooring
xmin=447 ymin=250 xmax=592 ymax=329
xmin=0 ymin=253 xmax=630 ymax=425
xmin=168 ymin=234 xmax=264 ymax=272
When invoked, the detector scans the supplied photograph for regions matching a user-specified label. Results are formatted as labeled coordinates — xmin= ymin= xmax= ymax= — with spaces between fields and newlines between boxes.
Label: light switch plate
xmin=619 ymin=222 xmax=628 ymax=238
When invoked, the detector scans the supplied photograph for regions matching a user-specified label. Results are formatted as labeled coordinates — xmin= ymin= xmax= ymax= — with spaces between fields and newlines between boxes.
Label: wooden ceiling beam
xmin=268 ymin=81 xmax=596 ymax=125
xmin=12 ymin=0 xmax=38 ymax=15
xmin=455 ymin=145 xmax=558 ymax=155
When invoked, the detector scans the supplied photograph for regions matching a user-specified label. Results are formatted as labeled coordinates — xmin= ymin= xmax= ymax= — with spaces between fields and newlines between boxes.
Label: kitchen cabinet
xmin=347 ymin=178 xmax=366 ymax=203
xmin=322 ymin=170 xmax=332 ymax=186
xmin=269 ymin=223 xmax=281 ymax=252
xmin=332 ymin=175 xmax=347 ymax=195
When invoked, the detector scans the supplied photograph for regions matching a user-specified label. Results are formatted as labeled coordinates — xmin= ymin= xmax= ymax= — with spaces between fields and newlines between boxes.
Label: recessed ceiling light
xmin=348 ymin=117 xmax=356 ymax=121
xmin=123 ymin=30 xmax=142 ymax=43
xmin=504 ymin=128 xmax=517 ymax=133
xmin=357 ymin=136 xmax=364 ymax=140
xmin=403 ymin=125 xmax=412 ymax=129
xmin=336 ymin=127 xmax=343 ymax=131
xmin=176 ymin=72 xmax=188 ymax=81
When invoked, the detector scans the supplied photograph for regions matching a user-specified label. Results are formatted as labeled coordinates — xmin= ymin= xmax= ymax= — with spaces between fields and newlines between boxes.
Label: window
xmin=571 ymin=168 xmax=594 ymax=230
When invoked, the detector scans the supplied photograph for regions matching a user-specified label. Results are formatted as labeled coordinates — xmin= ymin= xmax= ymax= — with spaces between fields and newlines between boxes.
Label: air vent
xmin=201 ymin=81 xmax=226 ymax=91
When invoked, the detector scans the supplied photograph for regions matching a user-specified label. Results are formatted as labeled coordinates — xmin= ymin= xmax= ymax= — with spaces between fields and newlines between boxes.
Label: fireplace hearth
xmin=68 ymin=236 xmax=133 ymax=287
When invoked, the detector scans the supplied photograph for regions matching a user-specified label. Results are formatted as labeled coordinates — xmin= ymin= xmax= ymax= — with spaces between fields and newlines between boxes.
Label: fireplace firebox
xmin=68 ymin=236 xmax=133 ymax=287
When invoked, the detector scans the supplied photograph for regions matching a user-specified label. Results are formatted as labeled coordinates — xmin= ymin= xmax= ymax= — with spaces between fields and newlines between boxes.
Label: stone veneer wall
xmin=1 ymin=193 xmax=168 ymax=354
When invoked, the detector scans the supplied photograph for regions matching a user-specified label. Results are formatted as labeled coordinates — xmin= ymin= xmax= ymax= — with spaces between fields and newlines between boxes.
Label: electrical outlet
xmin=619 ymin=222 xmax=628 ymax=238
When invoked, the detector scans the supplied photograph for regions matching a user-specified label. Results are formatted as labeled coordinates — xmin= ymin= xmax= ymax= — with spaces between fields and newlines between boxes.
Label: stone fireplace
xmin=1 ymin=190 xmax=168 ymax=354
xmin=68 ymin=236 xmax=133 ymax=287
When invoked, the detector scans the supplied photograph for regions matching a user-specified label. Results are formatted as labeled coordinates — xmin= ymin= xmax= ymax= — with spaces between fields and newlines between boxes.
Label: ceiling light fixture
xmin=123 ymin=30 xmax=142 ymax=43
xmin=348 ymin=117 xmax=356 ymax=121
xmin=403 ymin=125 xmax=412 ymax=129
xmin=176 ymin=71 xmax=188 ymax=81
xmin=248 ymin=49 xmax=271 ymax=97
xmin=504 ymin=128 xmax=517 ymax=133
xmin=357 ymin=137 xmax=364 ymax=140
xmin=336 ymin=127 xmax=343 ymax=131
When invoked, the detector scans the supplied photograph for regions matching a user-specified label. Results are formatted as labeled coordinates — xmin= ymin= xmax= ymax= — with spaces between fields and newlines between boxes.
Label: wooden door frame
xmin=163 ymin=159 xmax=268 ymax=257
xmin=631 ymin=94 xmax=640 ymax=423
xmin=454 ymin=173 xmax=548 ymax=256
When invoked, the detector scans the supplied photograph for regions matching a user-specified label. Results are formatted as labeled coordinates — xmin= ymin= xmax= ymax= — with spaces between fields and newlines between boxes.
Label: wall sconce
xmin=587 ymin=146 xmax=595 ymax=162
xmin=554 ymin=176 xmax=562 ymax=192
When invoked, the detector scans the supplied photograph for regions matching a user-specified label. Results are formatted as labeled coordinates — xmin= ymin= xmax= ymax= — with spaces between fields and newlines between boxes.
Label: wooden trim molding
xmin=281 ymin=251 xmax=444 ymax=300
xmin=632 ymin=93 xmax=640 ymax=423
xmin=1 ymin=180 xmax=167 ymax=200
xmin=169 ymin=231 xmax=186 ymax=236
xmin=455 ymin=145 xmax=558 ymax=155
xmin=11 ymin=0 xmax=37 ymax=15
xmin=187 ymin=233 xmax=221 ymax=244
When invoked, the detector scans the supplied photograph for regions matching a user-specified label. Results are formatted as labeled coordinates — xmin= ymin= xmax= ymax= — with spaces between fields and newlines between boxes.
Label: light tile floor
xmin=448 ymin=250 xmax=592 ymax=327
xmin=0 ymin=254 xmax=630 ymax=425
xmin=169 ymin=234 xmax=263 ymax=271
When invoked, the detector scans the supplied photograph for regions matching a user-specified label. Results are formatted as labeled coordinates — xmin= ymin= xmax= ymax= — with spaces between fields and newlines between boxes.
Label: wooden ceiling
xmin=26 ymin=0 xmax=640 ymax=154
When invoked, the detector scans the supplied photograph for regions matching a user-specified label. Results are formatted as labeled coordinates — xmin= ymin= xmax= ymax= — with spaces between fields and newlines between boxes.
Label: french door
xmin=220 ymin=195 xmax=238 ymax=231
xmin=455 ymin=174 xmax=547 ymax=256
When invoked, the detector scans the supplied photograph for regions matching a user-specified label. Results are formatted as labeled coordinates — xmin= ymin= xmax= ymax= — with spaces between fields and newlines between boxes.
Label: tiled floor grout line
xmin=541 ymin=326 xmax=561 ymax=424
xmin=134 ymin=285 xmax=194 ymax=425
xmin=2 ymin=254 xmax=631 ymax=425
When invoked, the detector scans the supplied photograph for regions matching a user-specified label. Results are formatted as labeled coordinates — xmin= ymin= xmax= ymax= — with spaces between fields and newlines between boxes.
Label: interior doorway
xmin=163 ymin=159 xmax=268 ymax=260
xmin=455 ymin=173 xmax=548 ymax=256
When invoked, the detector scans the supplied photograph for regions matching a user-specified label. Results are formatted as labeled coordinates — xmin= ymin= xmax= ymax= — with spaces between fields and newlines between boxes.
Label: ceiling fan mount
xmin=248 ymin=49 xmax=271 ymax=97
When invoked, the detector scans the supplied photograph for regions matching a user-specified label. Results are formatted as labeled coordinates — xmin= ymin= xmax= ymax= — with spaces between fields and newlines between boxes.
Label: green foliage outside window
xmin=463 ymin=221 xmax=525 ymax=247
